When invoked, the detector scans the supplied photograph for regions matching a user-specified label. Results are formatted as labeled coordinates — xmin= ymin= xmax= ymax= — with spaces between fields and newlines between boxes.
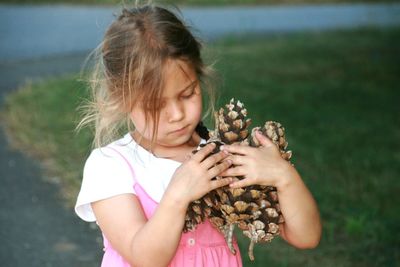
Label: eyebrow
xmin=180 ymin=80 xmax=197 ymax=93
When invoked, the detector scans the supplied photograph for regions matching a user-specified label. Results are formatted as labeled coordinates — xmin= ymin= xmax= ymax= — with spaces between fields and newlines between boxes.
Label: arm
xmin=273 ymin=164 xmax=321 ymax=248
xmin=92 ymin=143 xmax=233 ymax=267
xmin=220 ymin=131 xmax=321 ymax=249
xmin=92 ymin=193 xmax=187 ymax=267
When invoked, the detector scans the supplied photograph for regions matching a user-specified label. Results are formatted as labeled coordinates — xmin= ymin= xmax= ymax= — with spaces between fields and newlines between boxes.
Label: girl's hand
xmin=165 ymin=143 xmax=233 ymax=207
xmin=220 ymin=131 xmax=294 ymax=189
xmin=222 ymin=131 xmax=322 ymax=248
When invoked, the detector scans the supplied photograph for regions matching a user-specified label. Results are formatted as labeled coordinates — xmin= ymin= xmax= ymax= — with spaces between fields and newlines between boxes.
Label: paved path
xmin=0 ymin=130 xmax=102 ymax=267
xmin=0 ymin=53 xmax=102 ymax=266
xmin=0 ymin=3 xmax=399 ymax=267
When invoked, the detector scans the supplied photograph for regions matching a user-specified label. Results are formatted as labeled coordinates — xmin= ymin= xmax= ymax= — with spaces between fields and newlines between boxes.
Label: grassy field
xmin=1 ymin=0 xmax=399 ymax=6
xmin=2 ymin=27 xmax=399 ymax=266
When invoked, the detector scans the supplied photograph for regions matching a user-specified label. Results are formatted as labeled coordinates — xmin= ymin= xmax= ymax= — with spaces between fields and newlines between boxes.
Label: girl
xmin=75 ymin=3 xmax=321 ymax=267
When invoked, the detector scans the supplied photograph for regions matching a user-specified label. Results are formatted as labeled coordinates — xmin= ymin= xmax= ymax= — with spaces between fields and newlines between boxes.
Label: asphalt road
xmin=0 ymin=53 xmax=102 ymax=266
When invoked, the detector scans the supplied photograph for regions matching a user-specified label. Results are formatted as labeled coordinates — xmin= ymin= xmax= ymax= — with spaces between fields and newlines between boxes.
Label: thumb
xmin=255 ymin=130 xmax=274 ymax=148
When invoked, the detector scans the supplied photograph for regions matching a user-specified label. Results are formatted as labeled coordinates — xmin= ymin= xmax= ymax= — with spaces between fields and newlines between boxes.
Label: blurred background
xmin=0 ymin=0 xmax=399 ymax=266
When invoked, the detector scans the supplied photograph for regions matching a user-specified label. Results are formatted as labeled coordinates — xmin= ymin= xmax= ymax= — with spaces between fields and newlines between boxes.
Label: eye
xmin=181 ymin=92 xmax=194 ymax=99
xmin=181 ymin=87 xmax=196 ymax=99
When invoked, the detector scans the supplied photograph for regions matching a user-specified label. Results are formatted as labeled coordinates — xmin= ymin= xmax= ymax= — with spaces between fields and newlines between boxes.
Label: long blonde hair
xmin=78 ymin=2 xmax=217 ymax=148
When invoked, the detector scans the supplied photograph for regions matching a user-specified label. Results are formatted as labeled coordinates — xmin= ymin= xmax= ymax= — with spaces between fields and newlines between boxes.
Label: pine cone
xmin=216 ymin=99 xmax=251 ymax=144
xmin=183 ymin=99 xmax=293 ymax=261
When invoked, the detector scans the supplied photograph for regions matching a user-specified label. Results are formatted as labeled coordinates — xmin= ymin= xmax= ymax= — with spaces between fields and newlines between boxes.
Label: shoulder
xmin=75 ymin=137 xmax=137 ymax=222
xmin=82 ymin=149 xmax=124 ymax=180
xmin=84 ymin=146 xmax=126 ymax=172
xmin=84 ymin=134 xmax=136 ymax=175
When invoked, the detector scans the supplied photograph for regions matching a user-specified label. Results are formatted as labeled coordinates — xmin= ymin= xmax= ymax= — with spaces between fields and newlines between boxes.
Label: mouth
xmin=170 ymin=125 xmax=189 ymax=134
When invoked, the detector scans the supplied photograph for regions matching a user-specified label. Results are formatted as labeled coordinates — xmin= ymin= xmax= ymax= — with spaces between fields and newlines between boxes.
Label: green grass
xmin=2 ymin=27 xmax=400 ymax=266
xmin=1 ymin=77 xmax=93 ymax=203
xmin=1 ymin=0 xmax=399 ymax=6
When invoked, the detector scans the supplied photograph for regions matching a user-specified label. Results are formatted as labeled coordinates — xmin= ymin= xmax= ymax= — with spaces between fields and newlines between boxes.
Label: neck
xmin=131 ymin=131 xmax=201 ymax=162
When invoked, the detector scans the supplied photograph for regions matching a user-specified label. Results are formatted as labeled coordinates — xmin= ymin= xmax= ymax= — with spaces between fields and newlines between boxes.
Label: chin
xmin=163 ymin=134 xmax=193 ymax=147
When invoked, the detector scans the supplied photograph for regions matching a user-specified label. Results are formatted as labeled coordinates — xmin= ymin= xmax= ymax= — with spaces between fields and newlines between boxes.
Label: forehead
xmin=161 ymin=59 xmax=197 ymax=97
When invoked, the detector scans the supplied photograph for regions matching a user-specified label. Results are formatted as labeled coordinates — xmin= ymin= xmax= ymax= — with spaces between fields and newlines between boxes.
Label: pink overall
xmin=100 ymin=147 xmax=243 ymax=267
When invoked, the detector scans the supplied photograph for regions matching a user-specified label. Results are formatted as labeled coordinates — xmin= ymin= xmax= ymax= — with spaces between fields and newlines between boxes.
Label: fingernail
xmin=220 ymin=145 xmax=225 ymax=150
xmin=227 ymin=159 xmax=232 ymax=164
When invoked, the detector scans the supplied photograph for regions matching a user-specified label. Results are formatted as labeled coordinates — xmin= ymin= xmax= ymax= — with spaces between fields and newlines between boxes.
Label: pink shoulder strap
xmin=106 ymin=145 xmax=159 ymax=218
xmin=106 ymin=146 xmax=138 ymax=184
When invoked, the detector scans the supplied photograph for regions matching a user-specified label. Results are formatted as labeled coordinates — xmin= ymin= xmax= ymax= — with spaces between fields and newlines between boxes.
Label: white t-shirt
xmin=74 ymin=133 xmax=206 ymax=222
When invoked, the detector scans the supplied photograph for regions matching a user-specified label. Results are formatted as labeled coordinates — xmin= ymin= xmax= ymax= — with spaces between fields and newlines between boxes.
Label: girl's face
xmin=130 ymin=60 xmax=202 ymax=148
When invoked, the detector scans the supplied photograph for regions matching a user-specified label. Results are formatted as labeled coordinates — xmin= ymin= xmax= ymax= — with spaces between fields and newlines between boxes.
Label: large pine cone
xmin=183 ymin=99 xmax=293 ymax=261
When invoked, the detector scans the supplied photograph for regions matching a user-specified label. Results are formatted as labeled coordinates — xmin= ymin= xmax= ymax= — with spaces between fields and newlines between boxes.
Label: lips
xmin=170 ymin=125 xmax=188 ymax=134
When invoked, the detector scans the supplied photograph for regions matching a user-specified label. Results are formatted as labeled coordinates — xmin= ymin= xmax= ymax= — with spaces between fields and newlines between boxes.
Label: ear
xmin=255 ymin=130 xmax=274 ymax=148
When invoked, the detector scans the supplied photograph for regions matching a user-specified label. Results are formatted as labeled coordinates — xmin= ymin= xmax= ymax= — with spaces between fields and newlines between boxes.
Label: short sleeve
xmin=74 ymin=148 xmax=136 ymax=222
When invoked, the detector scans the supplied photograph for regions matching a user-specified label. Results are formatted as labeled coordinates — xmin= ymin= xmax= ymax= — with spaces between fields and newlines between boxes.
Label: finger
xmin=191 ymin=143 xmax=216 ymax=162
xmin=219 ymin=166 xmax=246 ymax=177
xmin=220 ymin=144 xmax=253 ymax=155
xmin=226 ymin=154 xmax=247 ymax=166
xmin=210 ymin=176 xmax=233 ymax=190
xmin=201 ymin=150 xmax=229 ymax=169
xmin=255 ymin=130 xmax=275 ymax=148
xmin=229 ymin=178 xmax=254 ymax=188
xmin=208 ymin=159 xmax=232 ymax=178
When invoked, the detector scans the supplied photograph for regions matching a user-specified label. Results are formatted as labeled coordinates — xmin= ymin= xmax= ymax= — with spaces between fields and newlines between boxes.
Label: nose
xmin=166 ymin=100 xmax=184 ymax=123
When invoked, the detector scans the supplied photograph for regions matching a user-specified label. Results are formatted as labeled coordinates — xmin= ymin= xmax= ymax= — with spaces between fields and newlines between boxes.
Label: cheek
xmin=130 ymin=109 xmax=154 ymax=137
xmin=192 ymin=97 xmax=203 ymax=119
xmin=184 ymin=94 xmax=202 ymax=123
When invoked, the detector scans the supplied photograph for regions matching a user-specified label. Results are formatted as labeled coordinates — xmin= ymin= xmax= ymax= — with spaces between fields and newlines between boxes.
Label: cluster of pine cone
xmin=184 ymin=99 xmax=293 ymax=261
